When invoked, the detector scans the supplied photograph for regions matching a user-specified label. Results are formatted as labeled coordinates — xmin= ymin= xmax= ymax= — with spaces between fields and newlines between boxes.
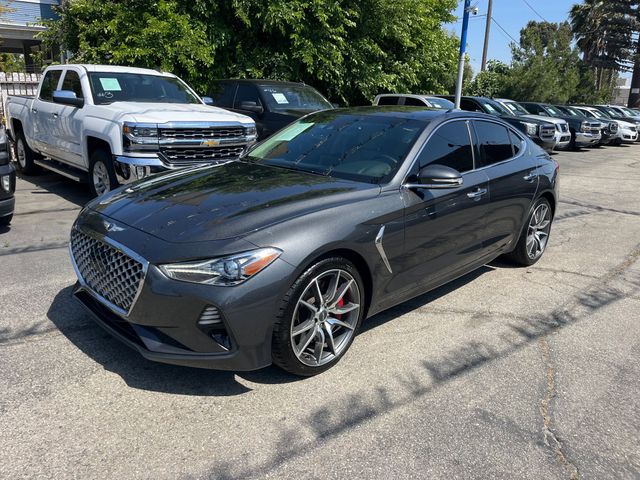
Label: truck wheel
xmin=89 ymin=149 xmax=118 ymax=197
xmin=14 ymin=133 xmax=40 ymax=175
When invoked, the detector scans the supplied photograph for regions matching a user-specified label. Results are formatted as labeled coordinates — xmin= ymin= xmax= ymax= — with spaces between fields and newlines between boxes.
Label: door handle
xmin=52 ymin=113 xmax=59 ymax=118
xmin=31 ymin=108 xmax=38 ymax=113
xmin=467 ymin=188 xmax=487 ymax=199
xmin=523 ymin=171 xmax=538 ymax=182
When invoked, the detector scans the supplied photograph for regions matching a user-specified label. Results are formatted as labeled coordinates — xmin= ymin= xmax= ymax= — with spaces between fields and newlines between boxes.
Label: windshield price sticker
xmin=272 ymin=93 xmax=289 ymax=104
xmin=99 ymin=78 xmax=122 ymax=91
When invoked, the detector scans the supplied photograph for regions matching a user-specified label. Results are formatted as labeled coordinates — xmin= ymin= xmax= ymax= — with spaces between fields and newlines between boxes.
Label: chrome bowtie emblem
xmin=103 ymin=220 xmax=125 ymax=233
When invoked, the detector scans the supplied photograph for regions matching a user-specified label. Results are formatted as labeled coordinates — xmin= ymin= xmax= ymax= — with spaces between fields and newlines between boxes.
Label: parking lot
xmin=1 ymin=144 xmax=639 ymax=479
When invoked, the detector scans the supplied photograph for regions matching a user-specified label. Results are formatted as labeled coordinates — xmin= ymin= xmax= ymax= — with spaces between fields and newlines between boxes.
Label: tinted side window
xmin=39 ymin=70 xmax=63 ymax=101
xmin=377 ymin=96 xmax=400 ymax=105
xmin=474 ymin=121 xmax=514 ymax=166
xmin=416 ymin=121 xmax=474 ymax=173
xmin=460 ymin=99 xmax=482 ymax=112
xmin=210 ymin=82 xmax=236 ymax=107
xmin=60 ymin=71 xmax=84 ymax=98
xmin=522 ymin=103 xmax=539 ymax=114
xmin=404 ymin=97 xmax=427 ymax=106
xmin=509 ymin=130 xmax=523 ymax=156
xmin=234 ymin=84 xmax=261 ymax=109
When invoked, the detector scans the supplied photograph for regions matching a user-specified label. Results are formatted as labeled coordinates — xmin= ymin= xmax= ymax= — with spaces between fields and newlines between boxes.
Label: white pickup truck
xmin=5 ymin=64 xmax=257 ymax=196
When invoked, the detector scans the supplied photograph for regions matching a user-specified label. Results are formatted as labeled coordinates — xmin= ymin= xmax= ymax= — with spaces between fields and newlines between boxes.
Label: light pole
xmin=481 ymin=0 xmax=493 ymax=71
xmin=454 ymin=0 xmax=473 ymax=109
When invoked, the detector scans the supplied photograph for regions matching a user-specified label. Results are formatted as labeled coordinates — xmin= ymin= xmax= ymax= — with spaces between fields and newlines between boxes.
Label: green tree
xmin=467 ymin=60 xmax=509 ymax=97
xmin=39 ymin=0 xmax=460 ymax=106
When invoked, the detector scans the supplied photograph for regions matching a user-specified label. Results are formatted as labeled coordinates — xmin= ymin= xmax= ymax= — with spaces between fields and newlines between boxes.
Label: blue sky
xmin=447 ymin=0 xmax=632 ymax=80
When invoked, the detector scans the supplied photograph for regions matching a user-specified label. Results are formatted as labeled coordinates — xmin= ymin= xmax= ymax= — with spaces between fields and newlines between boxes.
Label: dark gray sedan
xmin=69 ymin=107 xmax=559 ymax=376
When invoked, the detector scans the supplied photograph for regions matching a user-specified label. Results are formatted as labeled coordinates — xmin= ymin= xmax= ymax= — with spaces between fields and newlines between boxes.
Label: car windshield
xmin=478 ymin=98 xmax=510 ymax=115
xmin=543 ymin=105 xmax=563 ymax=116
xmin=244 ymin=111 xmax=425 ymax=184
xmin=425 ymin=97 xmax=454 ymax=109
xmin=589 ymin=109 xmax=608 ymax=119
xmin=88 ymin=72 xmax=200 ymax=105
xmin=504 ymin=102 xmax=530 ymax=116
xmin=258 ymin=84 xmax=333 ymax=112
xmin=620 ymin=107 xmax=638 ymax=117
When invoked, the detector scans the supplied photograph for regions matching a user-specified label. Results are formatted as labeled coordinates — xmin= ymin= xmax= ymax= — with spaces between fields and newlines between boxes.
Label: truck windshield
xmin=88 ymin=72 xmax=200 ymax=105
xmin=258 ymin=84 xmax=333 ymax=112
xmin=504 ymin=102 xmax=530 ymax=116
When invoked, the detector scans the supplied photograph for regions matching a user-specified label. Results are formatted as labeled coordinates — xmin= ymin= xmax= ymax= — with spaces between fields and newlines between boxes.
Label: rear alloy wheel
xmin=272 ymin=258 xmax=364 ymax=376
xmin=14 ymin=133 xmax=40 ymax=175
xmin=505 ymin=198 xmax=553 ymax=266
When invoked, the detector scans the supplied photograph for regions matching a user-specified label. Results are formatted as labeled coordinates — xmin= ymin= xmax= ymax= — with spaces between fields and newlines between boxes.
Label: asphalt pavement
xmin=1 ymin=144 xmax=639 ymax=479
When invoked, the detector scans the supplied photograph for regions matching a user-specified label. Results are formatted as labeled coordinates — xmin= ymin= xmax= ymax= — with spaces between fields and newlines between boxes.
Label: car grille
xmin=608 ymin=122 xmax=618 ymax=134
xmin=539 ymin=125 xmax=555 ymax=140
xmin=70 ymin=229 xmax=145 ymax=314
xmin=159 ymin=127 xmax=246 ymax=139
xmin=159 ymin=146 xmax=246 ymax=164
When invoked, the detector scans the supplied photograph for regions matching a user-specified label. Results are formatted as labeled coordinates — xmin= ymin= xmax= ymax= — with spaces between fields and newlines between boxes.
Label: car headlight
xmin=159 ymin=248 xmax=282 ymax=286
xmin=1 ymin=175 xmax=10 ymax=192
xmin=123 ymin=122 xmax=159 ymax=151
xmin=522 ymin=122 xmax=538 ymax=137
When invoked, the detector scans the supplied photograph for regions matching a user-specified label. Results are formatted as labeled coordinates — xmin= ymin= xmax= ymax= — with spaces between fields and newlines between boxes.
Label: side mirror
xmin=52 ymin=90 xmax=84 ymax=108
xmin=201 ymin=96 xmax=215 ymax=106
xmin=406 ymin=164 xmax=463 ymax=189
xmin=239 ymin=101 xmax=264 ymax=115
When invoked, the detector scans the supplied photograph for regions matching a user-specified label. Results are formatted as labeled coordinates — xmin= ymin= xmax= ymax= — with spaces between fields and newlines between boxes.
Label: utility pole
xmin=481 ymin=0 xmax=493 ymax=71
xmin=454 ymin=0 xmax=472 ymax=109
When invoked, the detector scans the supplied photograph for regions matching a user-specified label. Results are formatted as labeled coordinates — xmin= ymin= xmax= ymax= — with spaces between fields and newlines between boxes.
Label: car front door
xmin=397 ymin=120 xmax=490 ymax=292
xmin=32 ymin=69 xmax=63 ymax=157
xmin=55 ymin=68 xmax=85 ymax=167
xmin=472 ymin=119 xmax=540 ymax=256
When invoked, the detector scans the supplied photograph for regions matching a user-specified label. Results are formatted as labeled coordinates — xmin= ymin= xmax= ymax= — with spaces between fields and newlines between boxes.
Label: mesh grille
xmin=159 ymin=146 xmax=245 ymax=164
xmin=539 ymin=126 xmax=555 ymax=139
xmin=159 ymin=127 xmax=246 ymax=139
xmin=70 ymin=229 xmax=145 ymax=313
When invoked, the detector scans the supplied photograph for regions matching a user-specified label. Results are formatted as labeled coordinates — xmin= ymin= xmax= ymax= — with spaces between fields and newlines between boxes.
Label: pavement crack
xmin=539 ymin=337 xmax=579 ymax=480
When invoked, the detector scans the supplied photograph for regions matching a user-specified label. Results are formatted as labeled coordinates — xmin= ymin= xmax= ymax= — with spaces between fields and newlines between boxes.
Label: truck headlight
xmin=159 ymin=248 xmax=282 ymax=286
xmin=522 ymin=122 xmax=538 ymax=137
xmin=1 ymin=175 xmax=10 ymax=192
xmin=123 ymin=122 xmax=159 ymax=151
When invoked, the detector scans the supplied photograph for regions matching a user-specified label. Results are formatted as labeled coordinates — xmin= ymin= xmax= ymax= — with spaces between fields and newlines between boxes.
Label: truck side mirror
xmin=201 ymin=96 xmax=215 ymax=106
xmin=53 ymin=90 xmax=84 ymax=108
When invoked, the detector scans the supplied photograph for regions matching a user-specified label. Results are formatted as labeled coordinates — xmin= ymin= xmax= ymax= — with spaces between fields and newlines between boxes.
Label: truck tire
xmin=89 ymin=148 xmax=118 ymax=197
xmin=14 ymin=132 xmax=40 ymax=175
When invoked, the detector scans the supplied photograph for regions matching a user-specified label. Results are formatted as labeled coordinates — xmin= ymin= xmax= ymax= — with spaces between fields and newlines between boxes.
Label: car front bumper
xmin=575 ymin=131 xmax=601 ymax=148
xmin=619 ymin=130 xmax=639 ymax=143
xmin=553 ymin=131 xmax=571 ymax=150
xmin=70 ymin=222 xmax=297 ymax=371
xmin=0 ymin=162 xmax=16 ymax=218
xmin=113 ymin=154 xmax=219 ymax=185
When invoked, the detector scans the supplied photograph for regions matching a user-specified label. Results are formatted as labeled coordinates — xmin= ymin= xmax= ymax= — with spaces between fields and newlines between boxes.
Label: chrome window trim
xmin=69 ymin=225 xmax=149 ymax=319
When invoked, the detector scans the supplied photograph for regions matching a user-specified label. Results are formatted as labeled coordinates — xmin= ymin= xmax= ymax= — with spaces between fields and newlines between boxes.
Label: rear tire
xmin=14 ymin=132 xmax=40 ymax=175
xmin=89 ymin=148 xmax=118 ymax=197
xmin=504 ymin=198 xmax=553 ymax=266
xmin=272 ymin=257 xmax=365 ymax=376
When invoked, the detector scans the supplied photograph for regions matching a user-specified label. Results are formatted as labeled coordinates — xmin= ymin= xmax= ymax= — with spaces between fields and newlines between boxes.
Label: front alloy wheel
xmin=272 ymin=258 xmax=365 ymax=376
xmin=526 ymin=203 xmax=551 ymax=260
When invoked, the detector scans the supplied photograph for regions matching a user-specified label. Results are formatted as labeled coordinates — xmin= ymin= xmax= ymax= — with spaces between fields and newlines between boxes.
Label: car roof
xmin=375 ymin=93 xmax=445 ymax=100
xmin=326 ymin=106 xmax=494 ymax=122
xmin=213 ymin=79 xmax=308 ymax=87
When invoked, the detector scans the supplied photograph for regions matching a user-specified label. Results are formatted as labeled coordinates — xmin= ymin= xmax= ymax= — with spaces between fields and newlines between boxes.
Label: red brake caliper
xmin=336 ymin=297 xmax=344 ymax=320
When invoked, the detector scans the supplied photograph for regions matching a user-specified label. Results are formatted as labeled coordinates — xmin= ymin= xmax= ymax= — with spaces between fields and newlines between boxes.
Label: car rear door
xmin=471 ymin=119 xmax=540 ymax=256
xmin=55 ymin=68 xmax=85 ymax=167
xmin=399 ymin=120 xmax=490 ymax=290
xmin=32 ymin=68 xmax=63 ymax=156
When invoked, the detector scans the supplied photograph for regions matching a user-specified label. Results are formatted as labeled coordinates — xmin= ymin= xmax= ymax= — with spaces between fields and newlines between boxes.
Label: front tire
xmin=505 ymin=198 xmax=553 ymax=266
xmin=0 ymin=214 xmax=12 ymax=226
xmin=272 ymin=257 xmax=365 ymax=376
xmin=89 ymin=148 xmax=118 ymax=197
xmin=14 ymin=132 xmax=40 ymax=175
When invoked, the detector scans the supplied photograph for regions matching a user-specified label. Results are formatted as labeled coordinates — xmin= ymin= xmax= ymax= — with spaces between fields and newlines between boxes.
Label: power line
xmin=492 ymin=17 xmax=520 ymax=45
xmin=521 ymin=0 xmax=548 ymax=22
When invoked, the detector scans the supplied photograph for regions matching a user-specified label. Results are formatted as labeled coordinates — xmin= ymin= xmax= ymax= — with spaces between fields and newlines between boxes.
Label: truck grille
xmin=160 ymin=146 xmax=245 ymax=164
xmin=159 ymin=127 xmax=246 ymax=139
xmin=608 ymin=122 xmax=618 ymax=134
xmin=539 ymin=125 xmax=555 ymax=140
xmin=70 ymin=229 xmax=145 ymax=314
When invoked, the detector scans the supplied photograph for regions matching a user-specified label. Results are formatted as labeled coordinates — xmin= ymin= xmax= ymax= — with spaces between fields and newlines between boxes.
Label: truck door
xmin=56 ymin=69 xmax=85 ymax=167
xmin=32 ymin=69 xmax=64 ymax=158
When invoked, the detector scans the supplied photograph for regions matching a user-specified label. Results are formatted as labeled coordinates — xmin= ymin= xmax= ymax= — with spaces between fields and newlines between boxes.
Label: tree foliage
xmin=38 ymin=0 xmax=460 ymax=105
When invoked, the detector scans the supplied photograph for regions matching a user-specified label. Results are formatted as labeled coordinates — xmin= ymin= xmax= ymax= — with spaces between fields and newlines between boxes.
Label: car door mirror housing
xmin=52 ymin=90 xmax=84 ymax=108
xmin=201 ymin=96 xmax=215 ymax=106
xmin=406 ymin=164 xmax=463 ymax=189
xmin=239 ymin=101 xmax=264 ymax=114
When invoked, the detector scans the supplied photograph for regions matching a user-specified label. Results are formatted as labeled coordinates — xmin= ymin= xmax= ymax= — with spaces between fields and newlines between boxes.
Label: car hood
xmin=97 ymin=102 xmax=254 ymax=125
xmin=523 ymin=114 xmax=565 ymax=126
xmin=89 ymin=161 xmax=380 ymax=243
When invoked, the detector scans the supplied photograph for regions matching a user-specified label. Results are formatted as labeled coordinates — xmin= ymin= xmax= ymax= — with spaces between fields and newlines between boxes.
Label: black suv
xmin=208 ymin=80 xmax=334 ymax=140
xmin=437 ymin=96 xmax=557 ymax=153
xmin=0 ymin=127 xmax=16 ymax=226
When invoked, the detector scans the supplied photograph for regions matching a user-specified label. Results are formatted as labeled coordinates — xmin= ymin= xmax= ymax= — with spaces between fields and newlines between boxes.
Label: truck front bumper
xmin=113 ymin=155 xmax=212 ymax=185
